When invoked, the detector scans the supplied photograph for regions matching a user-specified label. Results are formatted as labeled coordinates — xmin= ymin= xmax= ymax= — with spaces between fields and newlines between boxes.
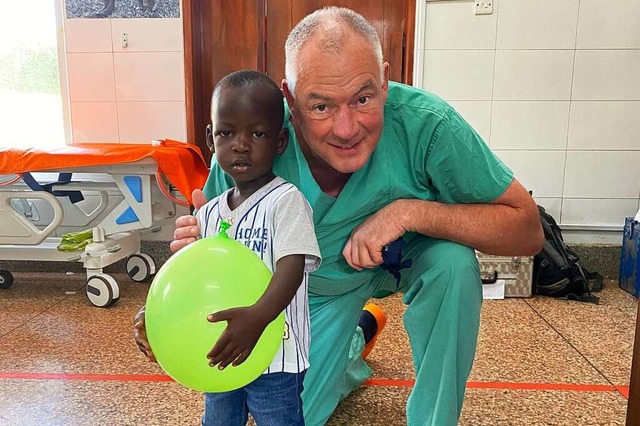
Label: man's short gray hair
xmin=284 ymin=7 xmax=384 ymax=95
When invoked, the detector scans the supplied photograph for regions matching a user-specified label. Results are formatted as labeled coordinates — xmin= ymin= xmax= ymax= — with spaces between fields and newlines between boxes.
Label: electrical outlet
xmin=475 ymin=1 xmax=493 ymax=15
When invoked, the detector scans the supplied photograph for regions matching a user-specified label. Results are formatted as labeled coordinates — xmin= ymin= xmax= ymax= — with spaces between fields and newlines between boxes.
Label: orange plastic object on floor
xmin=0 ymin=140 xmax=209 ymax=206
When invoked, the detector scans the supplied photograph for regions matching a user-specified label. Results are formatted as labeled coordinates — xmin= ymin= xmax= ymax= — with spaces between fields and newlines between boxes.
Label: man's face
xmin=284 ymin=34 xmax=389 ymax=174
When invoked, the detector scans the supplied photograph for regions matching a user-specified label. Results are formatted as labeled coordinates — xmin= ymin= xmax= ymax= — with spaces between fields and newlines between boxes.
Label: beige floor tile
xmin=526 ymin=280 xmax=637 ymax=385
xmin=601 ymin=280 xmax=639 ymax=317
xmin=0 ymin=273 xmax=158 ymax=375
xmin=460 ymin=388 xmax=627 ymax=425
xmin=328 ymin=385 xmax=410 ymax=425
xmin=0 ymin=272 xmax=85 ymax=336
xmin=0 ymin=378 xmax=203 ymax=426
xmin=473 ymin=297 xmax=609 ymax=384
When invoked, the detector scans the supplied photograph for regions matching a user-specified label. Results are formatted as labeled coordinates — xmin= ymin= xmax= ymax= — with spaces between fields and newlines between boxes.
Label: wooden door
xmin=266 ymin=0 xmax=413 ymax=85
xmin=183 ymin=0 xmax=266 ymax=163
xmin=183 ymin=0 xmax=414 ymax=164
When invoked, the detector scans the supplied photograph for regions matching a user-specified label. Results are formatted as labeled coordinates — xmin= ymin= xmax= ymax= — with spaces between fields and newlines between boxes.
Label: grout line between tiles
xmin=523 ymin=298 xmax=628 ymax=399
xmin=0 ymin=282 xmax=86 ymax=341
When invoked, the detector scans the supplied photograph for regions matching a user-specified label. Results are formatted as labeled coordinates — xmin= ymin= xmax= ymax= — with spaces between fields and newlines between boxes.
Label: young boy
xmin=196 ymin=70 xmax=321 ymax=426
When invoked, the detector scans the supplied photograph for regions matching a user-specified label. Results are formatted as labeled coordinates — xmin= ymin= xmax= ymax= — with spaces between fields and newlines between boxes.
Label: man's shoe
xmin=361 ymin=303 xmax=387 ymax=359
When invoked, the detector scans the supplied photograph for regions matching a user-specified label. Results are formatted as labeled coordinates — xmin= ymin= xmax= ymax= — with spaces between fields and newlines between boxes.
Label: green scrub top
xmin=203 ymin=82 xmax=513 ymax=293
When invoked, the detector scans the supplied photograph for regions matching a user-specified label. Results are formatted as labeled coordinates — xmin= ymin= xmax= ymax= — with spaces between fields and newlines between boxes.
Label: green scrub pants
xmin=301 ymin=237 xmax=483 ymax=426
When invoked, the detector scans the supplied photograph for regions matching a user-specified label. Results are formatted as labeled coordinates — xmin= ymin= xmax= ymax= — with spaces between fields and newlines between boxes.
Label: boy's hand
xmin=206 ymin=307 xmax=271 ymax=369
xmin=132 ymin=307 xmax=157 ymax=362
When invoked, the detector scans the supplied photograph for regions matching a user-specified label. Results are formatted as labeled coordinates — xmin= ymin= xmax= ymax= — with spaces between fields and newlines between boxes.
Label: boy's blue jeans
xmin=202 ymin=371 xmax=306 ymax=426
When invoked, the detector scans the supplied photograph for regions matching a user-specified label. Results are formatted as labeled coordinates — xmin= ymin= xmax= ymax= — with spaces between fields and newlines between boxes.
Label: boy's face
xmin=211 ymin=85 xmax=287 ymax=190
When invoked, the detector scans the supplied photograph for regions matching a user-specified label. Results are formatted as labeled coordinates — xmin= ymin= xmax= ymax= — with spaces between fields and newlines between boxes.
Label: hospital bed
xmin=0 ymin=140 xmax=209 ymax=307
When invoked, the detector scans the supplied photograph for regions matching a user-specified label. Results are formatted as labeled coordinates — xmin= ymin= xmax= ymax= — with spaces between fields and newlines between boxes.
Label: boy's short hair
xmin=212 ymin=70 xmax=285 ymax=128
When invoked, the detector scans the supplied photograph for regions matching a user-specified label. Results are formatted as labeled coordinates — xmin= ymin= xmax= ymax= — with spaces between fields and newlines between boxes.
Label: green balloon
xmin=145 ymin=232 xmax=284 ymax=392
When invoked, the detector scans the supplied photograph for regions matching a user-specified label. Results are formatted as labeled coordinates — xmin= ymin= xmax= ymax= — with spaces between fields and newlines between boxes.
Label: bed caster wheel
xmin=126 ymin=253 xmax=156 ymax=282
xmin=86 ymin=273 xmax=120 ymax=308
xmin=0 ymin=270 xmax=14 ymax=289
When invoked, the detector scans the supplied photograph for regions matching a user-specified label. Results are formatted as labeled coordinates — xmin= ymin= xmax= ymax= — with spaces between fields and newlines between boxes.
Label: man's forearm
xmin=395 ymin=197 xmax=543 ymax=256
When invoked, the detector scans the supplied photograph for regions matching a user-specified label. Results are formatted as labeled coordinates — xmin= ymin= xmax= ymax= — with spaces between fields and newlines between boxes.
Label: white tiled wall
xmin=423 ymin=50 xmax=495 ymax=100
xmin=493 ymin=50 xmax=574 ymax=100
xmin=59 ymin=3 xmax=639 ymax=244
xmin=418 ymin=0 xmax=640 ymax=242
xmin=63 ymin=18 xmax=186 ymax=144
xmin=66 ymin=53 xmax=117 ymax=102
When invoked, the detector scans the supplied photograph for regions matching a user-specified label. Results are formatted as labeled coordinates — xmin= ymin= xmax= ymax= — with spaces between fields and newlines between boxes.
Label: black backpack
xmin=533 ymin=205 xmax=603 ymax=304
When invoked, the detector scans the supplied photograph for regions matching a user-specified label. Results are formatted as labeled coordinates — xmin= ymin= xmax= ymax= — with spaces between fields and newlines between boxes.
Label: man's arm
xmin=403 ymin=178 xmax=543 ymax=255
xmin=343 ymin=178 xmax=544 ymax=270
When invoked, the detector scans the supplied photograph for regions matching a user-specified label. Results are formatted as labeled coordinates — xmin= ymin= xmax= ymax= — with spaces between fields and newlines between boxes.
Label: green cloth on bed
xmin=57 ymin=229 xmax=93 ymax=251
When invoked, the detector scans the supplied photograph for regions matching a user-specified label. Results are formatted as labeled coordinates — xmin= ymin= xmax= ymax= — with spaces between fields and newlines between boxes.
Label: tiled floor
xmin=0 ymin=271 xmax=635 ymax=425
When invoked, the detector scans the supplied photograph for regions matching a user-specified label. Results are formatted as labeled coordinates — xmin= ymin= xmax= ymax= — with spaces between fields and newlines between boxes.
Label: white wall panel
xmin=491 ymin=101 xmax=569 ymax=150
xmin=65 ymin=19 xmax=112 ymax=52
xmin=70 ymin=102 xmax=119 ymax=143
xmin=493 ymin=150 xmax=566 ymax=197
xmin=111 ymin=18 xmax=183 ymax=52
xmin=118 ymin=101 xmax=186 ymax=143
xmin=577 ymin=0 xmax=640 ymax=49
xmin=67 ymin=53 xmax=116 ymax=102
xmin=563 ymin=151 xmax=640 ymax=199
xmin=114 ymin=52 xmax=185 ymax=101
xmin=496 ymin=0 xmax=579 ymax=49
xmin=494 ymin=50 xmax=574 ymax=100
xmin=424 ymin=1 xmax=496 ymax=49
xmin=423 ymin=50 xmax=494 ymax=100
xmin=568 ymin=102 xmax=640 ymax=151
xmin=572 ymin=50 xmax=640 ymax=100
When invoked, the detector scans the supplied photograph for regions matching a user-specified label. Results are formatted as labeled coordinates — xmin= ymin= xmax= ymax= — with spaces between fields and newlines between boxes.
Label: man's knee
xmin=403 ymin=239 xmax=481 ymax=304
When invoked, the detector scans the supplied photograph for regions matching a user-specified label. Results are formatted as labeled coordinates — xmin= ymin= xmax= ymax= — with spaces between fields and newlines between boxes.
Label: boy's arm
xmin=206 ymin=254 xmax=305 ymax=369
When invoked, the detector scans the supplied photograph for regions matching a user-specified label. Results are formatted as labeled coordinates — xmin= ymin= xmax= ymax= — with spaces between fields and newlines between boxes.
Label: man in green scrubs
xmin=151 ymin=7 xmax=543 ymax=426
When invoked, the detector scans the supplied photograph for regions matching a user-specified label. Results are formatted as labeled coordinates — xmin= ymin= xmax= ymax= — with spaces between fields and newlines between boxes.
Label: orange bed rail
xmin=0 ymin=140 xmax=209 ymax=206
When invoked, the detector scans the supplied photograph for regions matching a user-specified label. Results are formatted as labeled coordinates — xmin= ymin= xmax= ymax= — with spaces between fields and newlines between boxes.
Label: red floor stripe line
xmin=363 ymin=379 xmax=414 ymax=387
xmin=364 ymin=378 xmax=628 ymax=394
xmin=467 ymin=381 xmax=617 ymax=392
xmin=0 ymin=373 xmax=628 ymax=396
xmin=0 ymin=372 xmax=173 ymax=382
xmin=616 ymin=385 xmax=630 ymax=399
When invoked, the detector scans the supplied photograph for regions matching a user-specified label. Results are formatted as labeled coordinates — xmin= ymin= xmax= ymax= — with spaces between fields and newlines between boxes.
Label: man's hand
xmin=169 ymin=189 xmax=207 ymax=253
xmin=206 ymin=306 xmax=271 ymax=370
xmin=343 ymin=201 xmax=407 ymax=270
xmin=133 ymin=307 xmax=156 ymax=362
xmin=345 ymin=180 xmax=544 ymax=259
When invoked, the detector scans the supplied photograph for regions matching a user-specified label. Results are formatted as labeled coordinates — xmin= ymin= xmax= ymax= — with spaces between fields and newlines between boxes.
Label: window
xmin=0 ymin=0 xmax=68 ymax=148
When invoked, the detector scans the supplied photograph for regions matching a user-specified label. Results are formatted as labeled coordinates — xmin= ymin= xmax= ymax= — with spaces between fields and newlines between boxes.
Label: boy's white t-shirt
xmin=196 ymin=176 xmax=321 ymax=374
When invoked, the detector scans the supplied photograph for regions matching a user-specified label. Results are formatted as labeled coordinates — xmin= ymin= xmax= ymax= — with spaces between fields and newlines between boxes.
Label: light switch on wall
xmin=475 ymin=1 xmax=493 ymax=15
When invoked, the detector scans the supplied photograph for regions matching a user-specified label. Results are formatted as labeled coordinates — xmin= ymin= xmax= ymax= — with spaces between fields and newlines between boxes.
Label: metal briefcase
xmin=476 ymin=251 xmax=534 ymax=297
